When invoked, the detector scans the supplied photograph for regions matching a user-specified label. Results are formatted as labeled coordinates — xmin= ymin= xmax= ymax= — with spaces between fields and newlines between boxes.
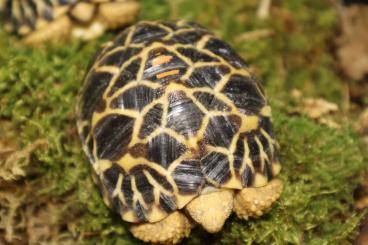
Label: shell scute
xmin=110 ymin=85 xmax=155 ymax=111
xmin=201 ymin=152 xmax=231 ymax=185
xmin=167 ymin=92 xmax=205 ymax=138
xmin=79 ymin=71 xmax=112 ymax=121
xmin=186 ymin=65 xmax=227 ymax=88
xmin=147 ymin=133 xmax=187 ymax=168
xmin=222 ymin=74 xmax=266 ymax=114
xmin=204 ymin=37 xmax=249 ymax=69
xmin=172 ymin=160 xmax=204 ymax=195
xmin=139 ymin=104 xmax=163 ymax=138
xmin=100 ymin=47 xmax=143 ymax=67
xmin=131 ymin=24 xmax=169 ymax=44
xmin=108 ymin=58 xmax=142 ymax=96
xmin=143 ymin=48 xmax=188 ymax=83
xmin=204 ymin=115 xmax=240 ymax=148
xmin=93 ymin=114 xmax=134 ymax=160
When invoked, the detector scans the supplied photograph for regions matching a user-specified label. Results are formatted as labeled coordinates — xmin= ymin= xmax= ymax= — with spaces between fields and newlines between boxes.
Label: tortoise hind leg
xmin=130 ymin=211 xmax=191 ymax=244
xmin=185 ymin=188 xmax=234 ymax=233
xmin=233 ymin=179 xmax=282 ymax=219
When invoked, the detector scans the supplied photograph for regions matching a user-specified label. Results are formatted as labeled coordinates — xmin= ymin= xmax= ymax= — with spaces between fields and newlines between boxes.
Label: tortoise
xmin=76 ymin=20 xmax=282 ymax=244
xmin=0 ymin=0 xmax=139 ymax=44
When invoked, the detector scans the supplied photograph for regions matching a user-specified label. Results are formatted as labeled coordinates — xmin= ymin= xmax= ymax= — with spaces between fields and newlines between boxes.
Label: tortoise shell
xmin=76 ymin=20 xmax=281 ymax=223
xmin=0 ymin=0 xmax=138 ymax=37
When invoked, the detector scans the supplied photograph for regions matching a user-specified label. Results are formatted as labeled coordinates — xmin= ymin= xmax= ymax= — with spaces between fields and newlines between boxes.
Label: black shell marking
xmin=93 ymin=114 xmax=134 ymax=160
xmin=204 ymin=115 xmax=240 ymax=148
xmin=172 ymin=160 xmax=204 ymax=194
xmin=167 ymin=92 xmax=205 ymax=137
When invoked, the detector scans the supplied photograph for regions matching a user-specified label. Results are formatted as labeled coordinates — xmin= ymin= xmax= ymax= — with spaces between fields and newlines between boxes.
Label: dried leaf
xmin=290 ymin=89 xmax=302 ymax=99
xmin=337 ymin=4 xmax=368 ymax=80
xmin=356 ymin=108 xmax=368 ymax=135
xmin=355 ymin=170 xmax=368 ymax=210
xmin=302 ymin=97 xmax=340 ymax=128
xmin=289 ymin=90 xmax=340 ymax=128
xmin=355 ymin=216 xmax=368 ymax=245
xmin=303 ymin=98 xmax=339 ymax=119
xmin=235 ymin=29 xmax=274 ymax=42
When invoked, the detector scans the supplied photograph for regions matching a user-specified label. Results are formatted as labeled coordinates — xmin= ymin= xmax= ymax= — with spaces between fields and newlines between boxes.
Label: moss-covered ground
xmin=0 ymin=0 xmax=367 ymax=244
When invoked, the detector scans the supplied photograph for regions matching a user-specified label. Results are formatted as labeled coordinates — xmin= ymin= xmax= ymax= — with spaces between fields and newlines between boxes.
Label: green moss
xmin=218 ymin=114 xmax=365 ymax=245
xmin=0 ymin=0 xmax=366 ymax=244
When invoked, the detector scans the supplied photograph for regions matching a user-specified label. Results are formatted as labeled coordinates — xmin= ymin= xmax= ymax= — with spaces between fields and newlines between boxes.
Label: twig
xmin=257 ymin=0 xmax=272 ymax=19
xmin=236 ymin=29 xmax=274 ymax=42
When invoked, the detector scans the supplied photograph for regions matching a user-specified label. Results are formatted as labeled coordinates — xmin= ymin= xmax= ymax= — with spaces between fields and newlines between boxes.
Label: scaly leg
xmin=233 ymin=179 xmax=282 ymax=219
xmin=130 ymin=211 xmax=191 ymax=244
xmin=185 ymin=188 xmax=234 ymax=233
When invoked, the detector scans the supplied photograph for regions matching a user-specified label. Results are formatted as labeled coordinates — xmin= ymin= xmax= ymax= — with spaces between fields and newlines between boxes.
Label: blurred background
xmin=0 ymin=0 xmax=367 ymax=244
